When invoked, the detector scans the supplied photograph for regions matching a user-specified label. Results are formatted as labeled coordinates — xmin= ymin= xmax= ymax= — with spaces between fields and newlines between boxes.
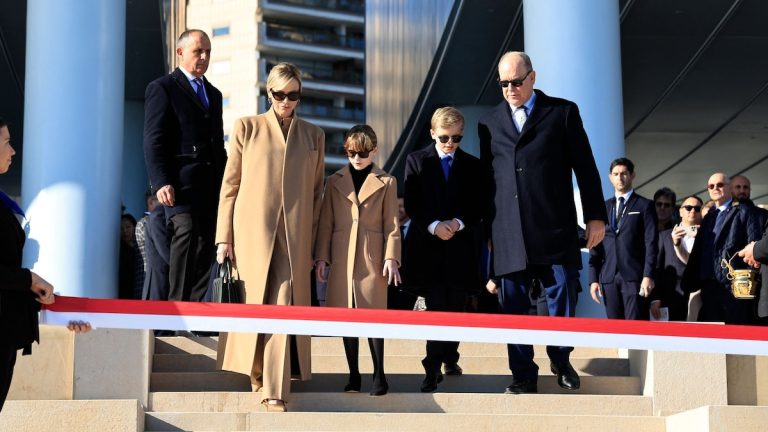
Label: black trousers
xmin=0 ymin=343 xmax=18 ymax=412
xmin=602 ymin=273 xmax=649 ymax=320
xmin=145 ymin=206 xmax=171 ymax=301
xmin=166 ymin=211 xmax=214 ymax=302
xmin=422 ymin=287 xmax=465 ymax=371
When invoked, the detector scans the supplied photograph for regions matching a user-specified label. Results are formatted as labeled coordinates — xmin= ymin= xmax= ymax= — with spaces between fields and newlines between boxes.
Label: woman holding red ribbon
xmin=0 ymin=118 xmax=90 ymax=412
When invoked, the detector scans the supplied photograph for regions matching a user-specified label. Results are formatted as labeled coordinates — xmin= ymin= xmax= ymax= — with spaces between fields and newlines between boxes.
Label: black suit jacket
xmin=478 ymin=90 xmax=607 ymax=276
xmin=589 ymin=193 xmax=658 ymax=284
xmin=0 ymin=202 xmax=40 ymax=353
xmin=682 ymin=200 xmax=762 ymax=290
xmin=143 ymin=68 xmax=226 ymax=217
xmin=403 ymin=146 xmax=485 ymax=292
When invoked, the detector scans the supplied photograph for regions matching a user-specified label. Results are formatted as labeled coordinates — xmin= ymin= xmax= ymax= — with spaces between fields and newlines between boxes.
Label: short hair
xmin=267 ymin=62 xmax=303 ymax=93
xmin=177 ymin=29 xmax=209 ymax=48
xmin=681 ymin=195 xmax=703 ymax=206
xmin=499 ymin=51 xmax=533 ymax=72
xmin=431 ymin=106 xmax=464 ymax=130
xmin=609 ymin=157 xmax=635 ymax=174
xmin=653 ymin=187 xmax=677 ymax=204
xmin=344 ymin=124 xmax=377 ymax=152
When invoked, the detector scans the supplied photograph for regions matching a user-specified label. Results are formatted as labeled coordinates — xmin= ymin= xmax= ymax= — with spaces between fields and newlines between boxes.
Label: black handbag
xmin=212 ymin=257 xmax=244 ymax=303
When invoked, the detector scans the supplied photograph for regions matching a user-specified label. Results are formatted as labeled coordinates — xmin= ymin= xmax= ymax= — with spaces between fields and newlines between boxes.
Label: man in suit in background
xmin=655 ymin=195 xmax=703 ymax=321
xmin=405 ymin=107 xmax=485 ymax=392
xmin=143 ymin=29 xmax=226 ymax=304
xmin=478 ymin=52 xmax=607 ymax=394
xmin=387 ymin=196 xmax=416 ymax=311
xmin=589 ymin=158 xmax=658 ymax=320
xmin=682 ymin=173 xmax=761 ymax=324
xmin=731 ymin=175 xmax=768 ymax=225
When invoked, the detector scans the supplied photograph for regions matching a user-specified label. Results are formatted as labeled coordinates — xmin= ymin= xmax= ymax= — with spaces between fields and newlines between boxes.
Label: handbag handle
xmin=219 ymin=257 xmax=233 ymax=282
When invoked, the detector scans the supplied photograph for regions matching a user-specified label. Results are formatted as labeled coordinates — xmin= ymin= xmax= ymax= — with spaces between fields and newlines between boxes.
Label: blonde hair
xmin=431 ymin=106 xmax=464 ymax=130
xmin=344 ymin=124 xmax=378 ymax=152
xmin=266 ymin=62 xmax=303 ymax=93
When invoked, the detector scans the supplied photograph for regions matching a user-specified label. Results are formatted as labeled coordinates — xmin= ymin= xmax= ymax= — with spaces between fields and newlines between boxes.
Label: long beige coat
xmin=315 ymin=164 xmax=400 ymax=309
xmin=215 ymin=109 xmax=324 ymax=380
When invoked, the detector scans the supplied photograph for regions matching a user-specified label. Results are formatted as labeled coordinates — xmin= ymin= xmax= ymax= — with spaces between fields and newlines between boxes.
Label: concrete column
xmin=523 ymin=0 xmax=624 ymax=318
xmin=22 ymin=0 xmax=126 ymax=298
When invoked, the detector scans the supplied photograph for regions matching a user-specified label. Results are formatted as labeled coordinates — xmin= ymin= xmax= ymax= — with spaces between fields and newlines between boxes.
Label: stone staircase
xmin=145 ymin=336 xmax=664 ymax=431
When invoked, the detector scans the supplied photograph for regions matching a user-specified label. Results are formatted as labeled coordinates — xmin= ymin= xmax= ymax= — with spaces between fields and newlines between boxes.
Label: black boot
xmin=368 ymin=338 xmax=389 ymax=396
xmin=343 ymin=337 xmax=361 ymax=392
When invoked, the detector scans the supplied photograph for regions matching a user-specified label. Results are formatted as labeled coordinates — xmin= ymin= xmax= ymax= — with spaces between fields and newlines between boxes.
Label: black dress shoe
xmin=420 ymin=360 xmax=444 ymax=392
xmin=444 ymin=362 xmax=463 ymax=376
xmin=369 ymin=378 xmax=389 ymax=396
xmin=504 ymin=378 xmax=538 ymax=394
xmin=344 ymin=372 xmax=362 ymax=392
xmin=550 ymin=361 xmax=580 ymax=390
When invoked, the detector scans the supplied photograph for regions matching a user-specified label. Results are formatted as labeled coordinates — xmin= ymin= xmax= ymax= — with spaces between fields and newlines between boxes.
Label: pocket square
xmin=628 ymin=211 xmax=641 ymax=215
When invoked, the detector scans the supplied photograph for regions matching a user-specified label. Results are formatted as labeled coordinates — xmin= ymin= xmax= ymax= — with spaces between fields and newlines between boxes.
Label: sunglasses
xmin=682 ymin=205 xmax=702 ymax=212
xmin=270 ymin=89 xmax=301 ymax=102
xmin=498 ymin=70 xmax=532 ymax=88
xmin=707 ymin=182 xmax=727 ymax=190
xmin=437 ymin=135 xmax=463 ymax=144
xmin=346 ymin=150 xmax=371 ymax=158
xmin=655 ymin=202 xmax=672 ymax=209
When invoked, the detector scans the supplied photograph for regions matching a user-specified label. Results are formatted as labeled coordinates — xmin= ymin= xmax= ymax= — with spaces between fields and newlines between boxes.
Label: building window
xmin=222 ymin=97 xmax=230 ymax=108
xmin=212 ymin=26 xmax=230 ymax=37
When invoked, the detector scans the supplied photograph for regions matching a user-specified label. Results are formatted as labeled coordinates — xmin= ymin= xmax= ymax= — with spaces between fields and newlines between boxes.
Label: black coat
xmin=0 ymin=202 xmax=39 ymax=354
xmin=589 ymin=193 xmax=658 ymax=284
xmin=752 ymin=220 xmax=768 ymax=318
xmin=653 ymin=228 xmax=690 ymax=320
xmin=478 ymin=90 xmax=607 ymax=276
xmin=143 ymin=68 xmax=226 ymax=218
xmin=403 ymin=146 xmax=485 ymax=292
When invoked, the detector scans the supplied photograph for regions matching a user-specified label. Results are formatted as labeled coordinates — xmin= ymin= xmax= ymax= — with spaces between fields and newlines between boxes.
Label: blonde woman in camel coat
xmin=215 ymin=63 xmax=324 ymax=412
xmin=315 ymin=125 xmax=401 ymax=396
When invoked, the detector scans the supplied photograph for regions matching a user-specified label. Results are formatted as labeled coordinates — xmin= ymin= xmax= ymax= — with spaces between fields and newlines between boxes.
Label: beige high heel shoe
xmin=261 ymin=398 xmax=287 ymax=412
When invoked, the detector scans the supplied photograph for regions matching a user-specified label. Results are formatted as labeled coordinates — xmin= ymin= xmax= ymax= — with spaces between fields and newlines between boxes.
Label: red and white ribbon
xmin=41 ymin=296 xmax=768 ymax=355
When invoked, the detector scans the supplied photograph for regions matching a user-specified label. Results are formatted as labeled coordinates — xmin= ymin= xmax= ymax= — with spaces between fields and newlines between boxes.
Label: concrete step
xmin=152 ymin=353 xmax=629 ymax=376
xmin=154 ymin=336 xmax=620 ymax=359
xmin=148 ymin=391 xmax=654 ymax=416
xmin=145 ymin=412 xmax=665 ymax=432
xmin=0 ymin=399 xmax=142 ymax=432
xmin=150 ymin=372 xmax=640 ymax=395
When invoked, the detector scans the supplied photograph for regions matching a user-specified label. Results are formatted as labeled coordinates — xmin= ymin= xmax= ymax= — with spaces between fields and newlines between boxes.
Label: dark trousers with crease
xmin=422 ymin=286 xmax=465 ymax=372
xmin=166 ymin=211 xmax=214 ymax=302
xmin=0 ymin=343 xmax=18 ymax=412
xmin=499 ymin=264 xmax=576 ymax=381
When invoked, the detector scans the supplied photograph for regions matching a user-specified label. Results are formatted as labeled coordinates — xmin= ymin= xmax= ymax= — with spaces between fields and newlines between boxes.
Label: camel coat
xmin=215 ymin=109 xmax=324 ymax=380
xmin=315 ymin=164 xmax=401 ymax=309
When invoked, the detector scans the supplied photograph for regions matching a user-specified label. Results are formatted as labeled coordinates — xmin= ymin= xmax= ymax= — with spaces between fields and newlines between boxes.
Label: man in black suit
xmin=654 ymin=195 xmax=703 ymax=321
xmin=405 ymin=107 xmax=484 ymax=392
xmin=731 ymin=175 xmax=768 ymax=226
xmin=682 ymin=173 xmax=762 ymax=324
xmin=478 ymin=52 xmax=607 ymax=394
xmin=143 ymin=29 xmax=226 ymax=303
xmin=589 ymin=158 xmax=658 ymax=320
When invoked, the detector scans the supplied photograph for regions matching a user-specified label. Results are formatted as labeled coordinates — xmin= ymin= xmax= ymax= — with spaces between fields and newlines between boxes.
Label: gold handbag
xmin=721 ymin=255 xmax=760 ymax=299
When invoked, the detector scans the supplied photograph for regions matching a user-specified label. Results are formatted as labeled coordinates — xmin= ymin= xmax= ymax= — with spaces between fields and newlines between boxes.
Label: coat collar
xmin=264 ymin=107 xmax=300 ymax=145
xmin=333 ymin=164 xmax=387 ymax=205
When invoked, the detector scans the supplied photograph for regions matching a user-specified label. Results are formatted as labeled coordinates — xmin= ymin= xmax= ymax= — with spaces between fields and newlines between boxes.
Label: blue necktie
xmin=615 ymin=196 xmax=625 ymax=229
xmin=193 ymin=78 xmax=209 ymax=109
xmin=713 ymin=207 xmax=726 ymax=235
xmin=441 ymin=156 xmax=452 ymax=181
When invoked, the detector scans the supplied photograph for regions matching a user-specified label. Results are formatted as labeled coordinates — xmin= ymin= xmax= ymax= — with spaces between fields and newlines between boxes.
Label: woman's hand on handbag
xmin=216 ymin=243 xmax=235 ymax=265
xmin=383 ymin=259 xmax=401 ymax=286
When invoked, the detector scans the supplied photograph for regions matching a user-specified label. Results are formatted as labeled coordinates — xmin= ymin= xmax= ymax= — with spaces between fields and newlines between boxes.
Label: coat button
xmin=514 ymin=194 xmax=518 ymax=199
xmin=516 ymin=168 xmax=523 ymax=173
xmin=193 ymin=146 xmax=197 ymax=152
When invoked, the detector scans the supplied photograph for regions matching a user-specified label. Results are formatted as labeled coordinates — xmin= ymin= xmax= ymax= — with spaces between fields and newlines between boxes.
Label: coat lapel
xmin=172 ymin=68 xmax=207 ymax=112
xmin=358 ymin=165 xmax=387 ymax=204
xmin=518 ymin=90 xmax=554 ymax=139
xmin=333 ymin=166 xmax=358 ymax=205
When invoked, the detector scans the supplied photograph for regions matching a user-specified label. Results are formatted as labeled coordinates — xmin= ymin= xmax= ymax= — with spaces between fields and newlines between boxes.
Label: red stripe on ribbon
xmin=43 ymin=296 xmax=768 ymax=343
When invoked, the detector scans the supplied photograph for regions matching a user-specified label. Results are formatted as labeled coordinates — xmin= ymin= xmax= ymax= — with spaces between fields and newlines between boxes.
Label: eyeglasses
xmin=707 ymin=182 xmax=727 ymax=190
xmin=270 ymin=89 xmax=301 ymax=102
xmin=655 ymin=202 xmax=672 ymax=209
xmin=498 ymin=70 xmax=532 ymax=88
xmin=346 ymin=150 xmax=371 ymax=158
xmin=437 ymin=135 xmax=463 ymax=144
xmin=682 ymin=205 xmax=702 ymax=212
